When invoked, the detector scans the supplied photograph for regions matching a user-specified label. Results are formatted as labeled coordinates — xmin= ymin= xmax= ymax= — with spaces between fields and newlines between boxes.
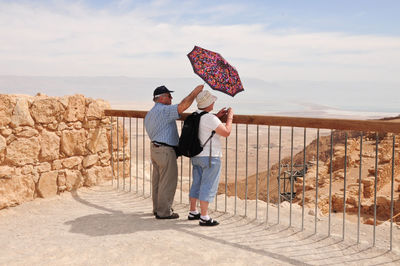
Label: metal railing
xmin=105 ymin=109 xmax=400 ymax=251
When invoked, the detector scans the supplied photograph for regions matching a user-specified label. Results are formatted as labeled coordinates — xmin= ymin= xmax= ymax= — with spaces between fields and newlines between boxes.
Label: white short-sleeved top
xmin=196 ymin=110 xmax=222 ymax=157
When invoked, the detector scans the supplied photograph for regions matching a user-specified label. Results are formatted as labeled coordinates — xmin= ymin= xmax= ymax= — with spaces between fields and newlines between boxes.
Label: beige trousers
xmin=150 ymin=144 xmax=178 ymax=217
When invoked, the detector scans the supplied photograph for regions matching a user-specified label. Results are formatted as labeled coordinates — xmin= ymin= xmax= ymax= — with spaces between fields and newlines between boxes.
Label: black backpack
xmin=178 ymin=111 xmax=215 ymax=157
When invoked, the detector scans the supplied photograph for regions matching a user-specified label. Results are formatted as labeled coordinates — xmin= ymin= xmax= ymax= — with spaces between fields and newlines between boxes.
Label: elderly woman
xmin=188 ymin=90 xmax=233 ymax=226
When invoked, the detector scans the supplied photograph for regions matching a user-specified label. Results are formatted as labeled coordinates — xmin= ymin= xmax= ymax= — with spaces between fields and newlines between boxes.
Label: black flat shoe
xmin=156 ymin=213 xmax=179 ymax=219
xmin=188 ymin=212 xmax=201 ymax=220
xmin=199 ymin=217 xmax=219 ymax=226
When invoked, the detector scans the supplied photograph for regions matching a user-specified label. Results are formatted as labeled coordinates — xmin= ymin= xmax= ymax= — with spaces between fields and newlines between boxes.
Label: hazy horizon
xmin=1 ymin=75 xmax=399 ymax=119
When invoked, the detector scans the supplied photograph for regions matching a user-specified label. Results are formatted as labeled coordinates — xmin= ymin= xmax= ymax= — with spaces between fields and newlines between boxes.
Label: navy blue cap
xmin=153 ymin=85 xmax=174 ymax=97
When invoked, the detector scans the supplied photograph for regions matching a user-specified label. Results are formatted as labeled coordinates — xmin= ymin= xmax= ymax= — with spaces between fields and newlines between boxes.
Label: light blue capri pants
xmin=189 ymin=156 xmax=221 ymax=202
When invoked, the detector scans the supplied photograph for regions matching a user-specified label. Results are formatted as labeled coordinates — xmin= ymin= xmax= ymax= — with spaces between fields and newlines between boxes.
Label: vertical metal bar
xmin=328 ymin=130 xmax=333 ymax=236
xmin=117 ymin=117 xmax=120 ymax=189
xmin=245 ymin=124 xmax=248 ymax=216
xmin=343 ymin=132 xmax=348 ymax=240
xmin=180 ymin=121 xmax=183 ymax=204
xmin=150 ymin=162 xmax=152 ymax=197
xmin=357 ymin=132 xmax=363 ymax=243
xmin=143 ymin=119 xmax=145 ymax=196
xmin=315 ymin=129 xmax=320 ymax=234
xmin=266 ymin=126 xmax=271 ymax=224
xmin=289 ymin=127 xmax=293 ymax=227
xmin=129 ymin=118 xmax=132 ymax=192
xmin=235 ymin=124 xmax=238 ymax=215
xmin=110 ymin=117 xmax=114 ymax=186
xmin=390 ymin=135 xmax=395 ymax=251
xmin=225 ymin=136 xmax=228 ymax=213
xmin=302 ymin=128 xmax=306 ymax=231
xmin=136 ymin=118 xmax=139 ymax=193
xmin=373 ymin=132 xmax=378 ymax=246
xmin=278 ymin=126 xmax=282 ymax=224
xmin=256 ymin=125 xmax=259 ymax=219
xmin=123 ymin=117 xmax=126 ymax=190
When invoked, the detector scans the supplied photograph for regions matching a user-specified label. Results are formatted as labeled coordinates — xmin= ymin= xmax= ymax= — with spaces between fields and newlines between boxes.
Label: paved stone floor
xmin=1 ymin=184 xmax=400 ymax=265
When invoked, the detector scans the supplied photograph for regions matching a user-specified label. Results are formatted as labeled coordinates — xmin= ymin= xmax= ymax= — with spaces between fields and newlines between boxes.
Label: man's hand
xmin=193 ymin=84 xmax=204 ymax=96
xmin=177 ymin=84 xmax=205 ymax=114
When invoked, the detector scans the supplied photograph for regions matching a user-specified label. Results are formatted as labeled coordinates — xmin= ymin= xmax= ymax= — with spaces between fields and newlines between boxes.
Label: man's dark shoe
xmin=199 ymin=217 xmax=219 ymax=226
xmin=156 ymin=213 xmax=179 ymax=219
xmin=153 ymin=212 xmax=157 ymax=216
xmin=188 ymin=212 xmax=201 ymax=220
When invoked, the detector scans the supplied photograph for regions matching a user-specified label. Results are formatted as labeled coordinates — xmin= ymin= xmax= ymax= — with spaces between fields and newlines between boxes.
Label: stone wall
xmin=0 ymin=93 xmax=113 ymax=209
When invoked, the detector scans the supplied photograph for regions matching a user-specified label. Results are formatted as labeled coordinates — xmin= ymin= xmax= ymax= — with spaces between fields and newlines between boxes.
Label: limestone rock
xmin=64 ymin=95 xmax=86 ymax=122
xmin=37 ymin=171 xmax=58 ymax=198
xmin=15 ymin=127 xmax=39 ymax=138
xmin=31 ymin=98 xmax=64 ymax=124
xmin=21 ymin=165 xmax=34 ymax=175
xmin=87 ymin=127 xmax=108 ymax=153
xmin=0 ymin=175 xmax=35 ymax=209
xmin=0 ymin=165 xmax=15 ymax=179
xmin=1 ymin=128 xmax=12 ymax=137
xmin=62 ymin=156 xmax=83 ymax=169
xmin=83 ymin=154 xmax=99 ymax=168
xmin=84 ymin=165 xmax=112 ymax=186
xmin=40 ymin=130 xmax=60 ymax=161
xmin=10 ymin=98 xmax=34 ymax=128
xmin=0 ymin=135 xmax=6 ymax=163
xmin=65 ymin=169 xmax=83 ymax=191
xmin=52 ymin=159 xmax=63 ymax=170
xmin=61 ymin=129 xmax=86 ymax=156
xmin=0 ymin=94 xmax=16 ymax=127
xmin=36 ymin=162 xmax=51 ymax=173
xmin=6 ymin=137 xmax=40 ymax=166
xmin=86 ymin=99 xmax=108 ymax=120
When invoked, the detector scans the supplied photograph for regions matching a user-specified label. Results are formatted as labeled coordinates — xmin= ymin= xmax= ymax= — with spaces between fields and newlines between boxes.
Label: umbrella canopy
xmin=187 ymin=46 xmax=244 ymax=97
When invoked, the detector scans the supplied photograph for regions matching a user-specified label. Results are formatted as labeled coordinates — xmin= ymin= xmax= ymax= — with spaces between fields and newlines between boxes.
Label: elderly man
xmin=145 ymin=84 xmax=203 ymax=219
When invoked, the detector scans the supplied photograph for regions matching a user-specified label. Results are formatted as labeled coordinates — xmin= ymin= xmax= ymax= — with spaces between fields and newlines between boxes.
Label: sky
xmin=0 ymin=0 xmax=399 ymax=116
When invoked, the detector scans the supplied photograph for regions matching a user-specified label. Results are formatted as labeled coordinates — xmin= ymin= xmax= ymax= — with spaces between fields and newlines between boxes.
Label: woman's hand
xmin=215 ymin=107 xmax=228 ymax=118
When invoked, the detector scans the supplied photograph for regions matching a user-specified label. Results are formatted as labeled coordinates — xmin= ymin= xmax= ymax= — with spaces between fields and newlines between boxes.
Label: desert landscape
xmin=110 ymin=116 xmax=400 ymax=228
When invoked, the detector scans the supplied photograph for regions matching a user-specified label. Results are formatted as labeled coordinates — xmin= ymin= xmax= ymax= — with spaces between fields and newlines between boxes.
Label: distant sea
xmin=1 ymin=75 xmax=399 ymax=119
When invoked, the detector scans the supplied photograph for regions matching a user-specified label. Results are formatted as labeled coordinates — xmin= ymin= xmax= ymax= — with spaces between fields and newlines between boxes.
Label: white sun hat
xmin=196 ymin=90 xmax=217 ymax=109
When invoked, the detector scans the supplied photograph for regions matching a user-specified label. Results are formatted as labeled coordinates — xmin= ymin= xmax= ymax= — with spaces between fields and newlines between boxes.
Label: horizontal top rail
xmin=104 ymin=109 xmax=400 ymax=133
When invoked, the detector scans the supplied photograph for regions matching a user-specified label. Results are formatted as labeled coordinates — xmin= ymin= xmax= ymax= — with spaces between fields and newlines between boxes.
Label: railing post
xmin=390 ymin=134 xmax=395 ymax=251
xmin=357 ymin=132 xmax=363 ymax=243
xmin=328 ymin=130 xmax=333 ymax=236
xmin=315 ymin=129 xmax=320 ymax=234
xmin=278 ymin=126 xmax=282 ymax=224
xmin=136 ymin=118 xmax=139 ymax=193
xmin=342 ymin=131 xmax=348 ymax=240
xmin=266 ymin=126 xmax=271 ymax=224
xmin=235 ymin=124 xmax=238 ymax=215
xmin=129 ymin=118 xmax=132 ymax=192
xmin=302 ymin=128 xmax=306 ymax=231
xmin=373 ymin=132 xmax=379 ymax=246
xmin=256 ymin=125 xmax=259 ymax=219
xmin=110 ymin=116 xmax=114 ymax=186
xmin=289 ymin=127 xmax=293 ymax=227
xmin=245 ymin=124 xmax=248 ymax=217
xmin=123 ymin=117 xmax=125 ymax=190
xmin=117 ymin=117 xmax=120 ymax=189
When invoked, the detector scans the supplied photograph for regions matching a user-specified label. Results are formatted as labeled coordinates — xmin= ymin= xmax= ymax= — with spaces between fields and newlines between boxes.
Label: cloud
xmin=0 ymin=1 xmax=399 ymax=83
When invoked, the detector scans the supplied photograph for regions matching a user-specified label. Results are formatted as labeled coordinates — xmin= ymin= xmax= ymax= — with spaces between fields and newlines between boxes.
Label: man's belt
xmin=152 ymin=141 xmax=174 ymax=148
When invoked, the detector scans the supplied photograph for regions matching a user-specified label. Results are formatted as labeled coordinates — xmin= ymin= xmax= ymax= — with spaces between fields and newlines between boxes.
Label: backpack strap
xmin=198 ymin=111 xmax=217 ymax=167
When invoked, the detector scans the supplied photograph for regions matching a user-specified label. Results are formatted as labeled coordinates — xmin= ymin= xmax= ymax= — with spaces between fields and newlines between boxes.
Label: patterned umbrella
xmin=187 ymin=46 xmax=244 ymax=97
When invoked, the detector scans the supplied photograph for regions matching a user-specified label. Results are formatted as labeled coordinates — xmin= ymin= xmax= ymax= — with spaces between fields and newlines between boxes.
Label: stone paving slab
xmin=0 ymin=184 xmax=399 ymax=265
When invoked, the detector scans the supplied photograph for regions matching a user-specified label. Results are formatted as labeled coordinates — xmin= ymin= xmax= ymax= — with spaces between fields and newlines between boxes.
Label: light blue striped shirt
xmin=144 ymin=103 xmax=180 ymax=146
